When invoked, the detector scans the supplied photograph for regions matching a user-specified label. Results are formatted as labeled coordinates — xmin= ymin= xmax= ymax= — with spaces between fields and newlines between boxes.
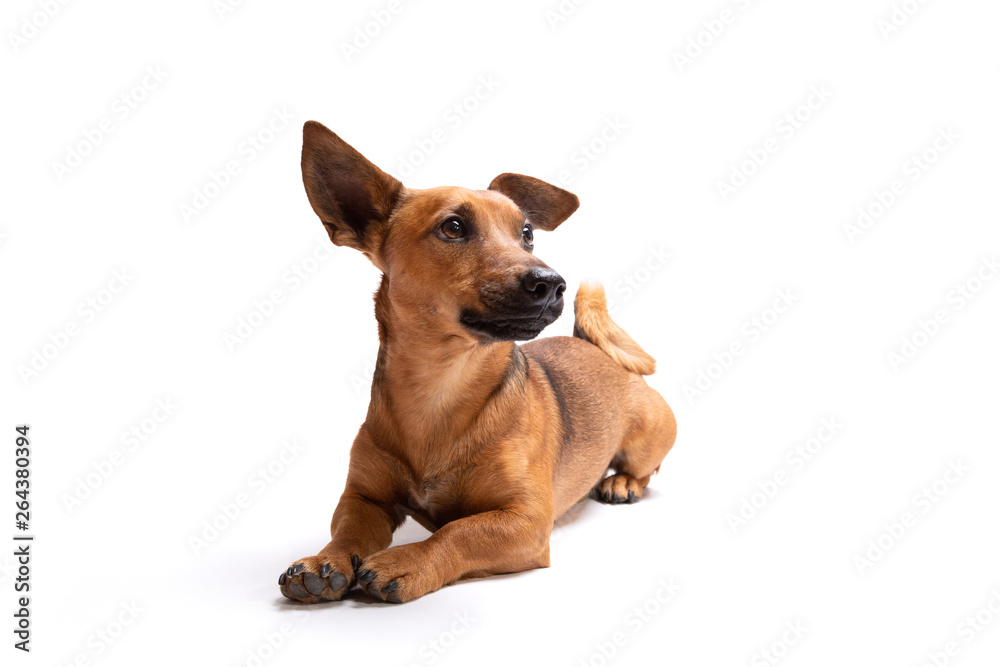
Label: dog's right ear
xmin=301 ymin=121 xmax=403 ymax=253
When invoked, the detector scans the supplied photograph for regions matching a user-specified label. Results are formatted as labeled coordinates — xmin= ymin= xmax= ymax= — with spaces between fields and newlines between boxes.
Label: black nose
xmin=521 ymin=267 xmax=566 ymax=302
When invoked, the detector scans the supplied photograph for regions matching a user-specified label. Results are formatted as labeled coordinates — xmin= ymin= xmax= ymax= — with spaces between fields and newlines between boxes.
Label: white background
xmin=3 ymin=0 xmax=1000 ymax=665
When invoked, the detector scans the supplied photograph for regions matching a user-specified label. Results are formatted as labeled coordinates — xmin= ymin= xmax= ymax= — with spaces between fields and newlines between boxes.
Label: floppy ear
xmin=487 ymin=173 xmax=580 ymax=231
xmin=301 ymin=121 xmax=403 ymax=252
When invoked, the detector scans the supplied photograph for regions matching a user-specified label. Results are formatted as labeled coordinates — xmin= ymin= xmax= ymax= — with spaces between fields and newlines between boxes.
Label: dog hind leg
xmin=595 ymin=384 xmax=676 ymax=504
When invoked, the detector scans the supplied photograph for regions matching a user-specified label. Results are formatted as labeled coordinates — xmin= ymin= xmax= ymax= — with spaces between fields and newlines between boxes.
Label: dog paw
xmin=595 ymin=474 xmax=642 ymax=504
xmin=356 ymin=544 xmax=438 ymax=604
xmin=278 ymin=553 xmax=353 ymax=603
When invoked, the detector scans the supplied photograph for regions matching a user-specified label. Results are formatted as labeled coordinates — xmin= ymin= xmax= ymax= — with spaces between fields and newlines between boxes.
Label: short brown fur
xmin=279 ymin=122 xmax=677 ymax=604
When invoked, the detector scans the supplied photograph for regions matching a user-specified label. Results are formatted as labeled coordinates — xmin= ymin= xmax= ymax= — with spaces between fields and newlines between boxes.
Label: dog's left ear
xmin=488 ymin=173 xmax=580 ymax=231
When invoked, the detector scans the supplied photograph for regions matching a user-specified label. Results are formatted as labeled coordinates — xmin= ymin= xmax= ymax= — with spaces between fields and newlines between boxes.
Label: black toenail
xmin=351 ymin=554 xmax=361 ymax=571
xmin=603 ymin=490 xmax=611 ymax=502
xmin=627 ymin=490 xmax=636 ymax=503
xmin=358 ymin=569 xmax=376 ymax=583
xmin=381 ymin=580 xmax=399 ymax=594
xmin=320 ymin=563 xmax=331 ymax=578
xmin=288 ymin=563 xmax=304 ymax=576
xmin=278 ymin=572 xmax=287 ymax=585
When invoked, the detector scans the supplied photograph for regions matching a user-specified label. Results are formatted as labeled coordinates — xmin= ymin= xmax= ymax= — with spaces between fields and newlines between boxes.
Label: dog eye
xmin=439 ymin=216 xmax=466 ymax=240
xmin=522 ymin=223 xmax=534 ymax=245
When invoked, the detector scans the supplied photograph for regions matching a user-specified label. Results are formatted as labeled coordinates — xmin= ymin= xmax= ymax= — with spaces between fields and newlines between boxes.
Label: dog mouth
xmin=460 ymin=302 xmax=563 ymax=342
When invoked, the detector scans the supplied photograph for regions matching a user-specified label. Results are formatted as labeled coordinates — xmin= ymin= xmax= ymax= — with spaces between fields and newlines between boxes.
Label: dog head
xmin=301 ymin=121 xmax=579 ymax=342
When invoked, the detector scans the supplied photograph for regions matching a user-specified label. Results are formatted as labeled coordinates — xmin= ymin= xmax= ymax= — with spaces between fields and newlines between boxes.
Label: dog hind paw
xmin=595 ymin=474 xmax=642 ymax=504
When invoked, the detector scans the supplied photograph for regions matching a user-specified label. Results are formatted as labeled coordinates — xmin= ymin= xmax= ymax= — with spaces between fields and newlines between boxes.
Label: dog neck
xmin=366 ymin=276 xmax=525 ymax=463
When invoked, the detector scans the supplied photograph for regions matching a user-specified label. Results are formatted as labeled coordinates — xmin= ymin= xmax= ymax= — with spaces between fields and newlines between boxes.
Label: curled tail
xmin=573 ymin=282 xmax=656 ymax=376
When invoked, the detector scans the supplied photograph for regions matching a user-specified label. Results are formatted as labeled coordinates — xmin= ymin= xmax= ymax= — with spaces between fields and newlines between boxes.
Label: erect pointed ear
xmin=301 ymin=121 xmax=403 ymax=252
xmin=487 ymin=173 xmax=580 ymax=231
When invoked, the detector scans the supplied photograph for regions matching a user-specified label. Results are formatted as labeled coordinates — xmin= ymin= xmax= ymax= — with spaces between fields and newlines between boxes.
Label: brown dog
xmin=278 ymin=121 xmax=676 ymax=603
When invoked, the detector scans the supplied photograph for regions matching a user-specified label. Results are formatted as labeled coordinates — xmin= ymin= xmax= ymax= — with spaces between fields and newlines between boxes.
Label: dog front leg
xmin=356 ymin=507 xmax=551 ymax=603
xmin=280 ymin=490 xmax=403 ymax=603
